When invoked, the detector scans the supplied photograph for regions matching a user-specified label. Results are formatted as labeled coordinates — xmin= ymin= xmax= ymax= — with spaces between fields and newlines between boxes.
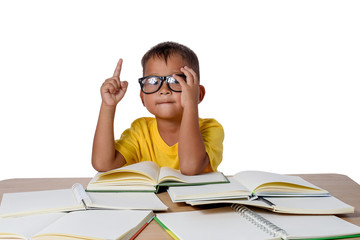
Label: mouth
xmin=157 ymin=101 xmax=174 ymax=105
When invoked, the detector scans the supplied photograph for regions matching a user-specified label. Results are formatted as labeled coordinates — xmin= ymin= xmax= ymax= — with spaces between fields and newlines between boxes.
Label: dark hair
xmin=141 ymin=41 xmax=200 ymax=80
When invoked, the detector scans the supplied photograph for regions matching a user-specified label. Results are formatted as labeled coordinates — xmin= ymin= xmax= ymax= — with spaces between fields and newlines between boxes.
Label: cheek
xmin=174 ymin=93 xmax=182 ymax=102
xmin=142 ymin=95 xmax=155 ymax=108
xmin=140 ymin=91 xmax=145 ymax=106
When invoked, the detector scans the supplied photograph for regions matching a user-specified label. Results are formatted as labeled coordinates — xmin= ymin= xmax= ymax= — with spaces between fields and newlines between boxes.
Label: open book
xmin=0 ymin=209 xmax=154 ymax=240
xmin=168 ymin=176 xmax=250 ymax=202
xmin=185 ymin=195 xmax=354 ymax=214
xmin=167 ymin=174 xmax=352 ymax=214
xmin=87 ymin=161 xmax=229 ymax=192
xmin=234 ymin=171 xmax=330 ymax=196
xmin=0 ymin=183 xmax=167 ymax=218
xmin=167 ymin=171 xmax=329 ymax=203
xmin=155 ymin=205 xmax=360 ymax=240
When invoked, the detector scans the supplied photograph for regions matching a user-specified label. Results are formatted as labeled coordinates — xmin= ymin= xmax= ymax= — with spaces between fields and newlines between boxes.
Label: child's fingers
xmin=181 ymin=66 xmax=198 ymax=85
xmin=118 ymin=81 xmax=129 ymax=97
xmin=102 ymin=78 xmax=119 ymax=94
xmin=185 ymin=66 xmax=198 ymax=84
xmin=179 ymin=67 xmax=192 ymax=85
xmin=105 ymin=77 xmax=120 ymax=90
xmin=173 ymin=74 xmax=186 ymax=83
xmin=120 ymin=81 xmax=129 ymax=91
xmin=103 ymin=82 xmax=116 ymax=94
xmin=113 ymin=58 xmax=123 ymax=78
xmin=172 ymin=74 xmax=187 ymax=90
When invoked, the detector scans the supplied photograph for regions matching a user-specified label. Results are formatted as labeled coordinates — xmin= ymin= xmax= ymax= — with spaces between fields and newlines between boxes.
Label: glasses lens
xmin=167 ymin=76 xmax=182 ymax=92
xmin=141 ymin=76 xmax=160 ymax=93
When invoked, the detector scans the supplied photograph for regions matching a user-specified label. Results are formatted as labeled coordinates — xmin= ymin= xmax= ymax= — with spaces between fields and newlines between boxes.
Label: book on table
xmin=0 ymin=183 xmax=167 ymax=218
xmin=0 ymin=209 xmax=154 ymax=240
xmin=86 ymin=161 xmax=229 ymax=192
xmin=185 ymin=195 xmax=354 ymax=215
xmin=168 ymin=170 xmax=330 ymax=203
xmin=232 ymin=170 xmax=330 ymax=196
xmin=167 ymin=172 xmax=354 ymax=214
xmin=155 ymin=205 xmax=360 ymax=240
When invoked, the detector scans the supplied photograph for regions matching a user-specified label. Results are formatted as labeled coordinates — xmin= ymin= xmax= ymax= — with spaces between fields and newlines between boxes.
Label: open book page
xmin=87 ymin=192 xmax=168 ymax=210
xmin=264 ymin=196 xmax=354 ymax=214
xmin=168 ymin=177 xmax=250 ymax=202
xmin=0 ymin=213 xmax=65 ymax=239
xmin=256 ymin=209 xmax=360 ymax=239
xmin=86 ymin=183 xmax=157 ymax=192
xmin=234 ymin=171 xmax=329 ymax=196
xmin=32 ymin=210 xmax=154 ymax=240
xmin=158 ymin=167 xmax=228 ymax=186
xmin=156 ymin=207 xmax=274 ymax=240
xmin=90 ymin=161 xmax=160 ymax=185
xmin=0 ymin=189 xmax=84 ymax=218
xmin=186 ymin=196 xmax=354 ymax=215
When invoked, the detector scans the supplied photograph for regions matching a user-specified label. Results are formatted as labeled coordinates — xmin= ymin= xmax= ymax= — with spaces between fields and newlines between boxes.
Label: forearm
xmin=92 ymin=103 xmax=122 ymax=171
xmin=178 ymin=105 xmax=209 ymax=175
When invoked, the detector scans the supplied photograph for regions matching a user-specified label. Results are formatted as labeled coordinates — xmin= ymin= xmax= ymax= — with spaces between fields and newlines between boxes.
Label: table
xmin=1 ymin=174 xmax=360 ymax=239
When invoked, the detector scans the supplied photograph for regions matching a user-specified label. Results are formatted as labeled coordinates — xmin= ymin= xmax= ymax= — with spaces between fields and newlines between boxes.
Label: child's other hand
xmin=176 ymin=66 xmax=200 ymax=108
xmin=101 ymin=59 xmax=128 ymax=107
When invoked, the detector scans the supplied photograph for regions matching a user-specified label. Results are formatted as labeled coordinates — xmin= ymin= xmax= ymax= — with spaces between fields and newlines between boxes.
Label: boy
xmin=92 ymin=42 xmax=224 ymax=175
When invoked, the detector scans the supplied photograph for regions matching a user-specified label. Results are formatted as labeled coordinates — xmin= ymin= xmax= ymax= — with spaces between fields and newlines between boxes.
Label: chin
xmin=155 ymin=112 xmax=183 ymax=121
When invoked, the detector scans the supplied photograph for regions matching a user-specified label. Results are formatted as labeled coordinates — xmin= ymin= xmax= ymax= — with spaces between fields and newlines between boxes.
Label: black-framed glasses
xmin=138 ymin=74 xmax=186 ymax=94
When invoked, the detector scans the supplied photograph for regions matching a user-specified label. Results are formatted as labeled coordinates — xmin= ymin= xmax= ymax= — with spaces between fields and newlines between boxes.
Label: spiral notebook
xmin=155 ymin=205 xmax=360 ymax=240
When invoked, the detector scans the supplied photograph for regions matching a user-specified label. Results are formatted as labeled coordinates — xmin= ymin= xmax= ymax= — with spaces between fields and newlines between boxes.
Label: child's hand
xmin=101 ymin=59 xmax=128 ymax=107
xmin=175 ymin=66 xmax=200 ymax=108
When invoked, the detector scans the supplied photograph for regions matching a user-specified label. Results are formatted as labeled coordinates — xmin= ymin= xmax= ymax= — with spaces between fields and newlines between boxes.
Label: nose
xmin=158 ymin=81 xmax=171 ymax=95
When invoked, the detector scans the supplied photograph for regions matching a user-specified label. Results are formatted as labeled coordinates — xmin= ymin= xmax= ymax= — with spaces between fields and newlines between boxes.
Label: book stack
xmin=159 ymin=170 xmax=360 ymax=239
xmin=167 ymin=170 xmax=355 ymax=215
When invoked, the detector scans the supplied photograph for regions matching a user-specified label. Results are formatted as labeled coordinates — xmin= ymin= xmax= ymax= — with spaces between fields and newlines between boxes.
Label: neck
xmin=156 ymin=117 xmax=181 ymax=146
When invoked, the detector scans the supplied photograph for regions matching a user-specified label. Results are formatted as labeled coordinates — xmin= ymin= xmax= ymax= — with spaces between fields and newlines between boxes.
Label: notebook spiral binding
xmin=231 ymin=204 xmax=288 ymax=238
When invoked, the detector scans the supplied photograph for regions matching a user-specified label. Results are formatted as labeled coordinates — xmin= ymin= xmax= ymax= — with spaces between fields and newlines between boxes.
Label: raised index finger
xmin=113 ymin=58 xmax=123 ymax=77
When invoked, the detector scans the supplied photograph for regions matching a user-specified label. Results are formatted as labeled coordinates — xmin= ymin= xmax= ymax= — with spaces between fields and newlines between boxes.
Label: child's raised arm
xmin=91 ymin=59 xmax=128 ymax=172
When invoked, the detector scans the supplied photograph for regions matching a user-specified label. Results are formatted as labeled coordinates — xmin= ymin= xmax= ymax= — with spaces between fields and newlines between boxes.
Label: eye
xmin=145 ymin=77 xmax=159 ymax=85
xmin=167 ymin=76 xmax=179 ymax=84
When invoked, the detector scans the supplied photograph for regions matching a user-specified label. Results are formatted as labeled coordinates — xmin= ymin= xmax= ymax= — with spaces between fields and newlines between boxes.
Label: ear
xmin=198 ymin=85 xmax=206 ymax=104
xmin=140 ymin=91 xmax=145 ymax=106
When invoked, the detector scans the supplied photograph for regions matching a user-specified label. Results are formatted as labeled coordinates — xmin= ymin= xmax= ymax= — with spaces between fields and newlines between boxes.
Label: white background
xmin=1 ymin=1 xmax=359 ymax=183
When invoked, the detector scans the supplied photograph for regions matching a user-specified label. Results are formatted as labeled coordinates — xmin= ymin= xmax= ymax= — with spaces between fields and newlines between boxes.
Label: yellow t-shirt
xmin=114 ymin=117 xmax=224 ymax=172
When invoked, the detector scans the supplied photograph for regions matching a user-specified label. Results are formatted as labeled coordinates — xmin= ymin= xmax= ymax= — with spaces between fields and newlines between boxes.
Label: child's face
xmin=141 ymin=54 xmax=187 ymax=121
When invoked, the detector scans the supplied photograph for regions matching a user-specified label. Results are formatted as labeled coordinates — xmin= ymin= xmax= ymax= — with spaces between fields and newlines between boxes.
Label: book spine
xmin=130 ymin=216 xmax=155 ymax=240
xmin=154 ymin=216 xmax=180 ymax=240
xmin=231 ymin=204 xmax=288 ymax=238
